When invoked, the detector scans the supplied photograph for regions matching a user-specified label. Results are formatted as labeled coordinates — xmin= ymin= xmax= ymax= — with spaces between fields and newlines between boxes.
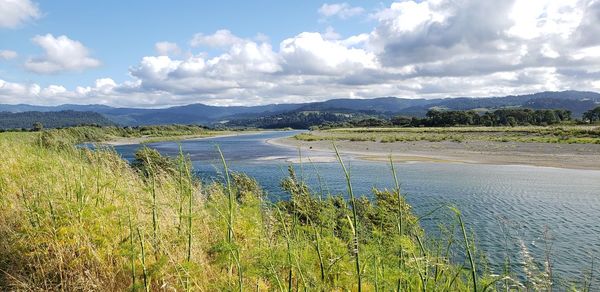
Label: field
xmin=2 ymin=128 xmax=588 ymax=290
xmin=294 ymin=126 xmax=600 ymax=144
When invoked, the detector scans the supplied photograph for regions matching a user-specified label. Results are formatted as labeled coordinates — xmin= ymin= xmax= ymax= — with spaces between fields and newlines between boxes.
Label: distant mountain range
xmin=1 ymin=90 xmax=599 ymax=128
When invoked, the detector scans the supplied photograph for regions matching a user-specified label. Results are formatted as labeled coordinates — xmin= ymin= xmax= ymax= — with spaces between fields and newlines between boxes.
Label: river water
xmin=111 ymin=130 xmax=600 ymax=285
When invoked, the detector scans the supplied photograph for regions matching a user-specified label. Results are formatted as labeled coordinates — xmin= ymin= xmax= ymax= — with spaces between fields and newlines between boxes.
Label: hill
xmin=0 ymin=110 xmax=115 ymax=130
xmin=1 ymin=90 xmax=598 ymax=127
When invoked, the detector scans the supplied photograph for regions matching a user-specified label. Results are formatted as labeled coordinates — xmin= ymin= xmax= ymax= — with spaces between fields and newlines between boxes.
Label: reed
xmin=333 ymin=143 xmax=362 ymax=291
xmin=137 ymin=227 xmax=149 ymax=292
xmin=450 ymin=206 xmax=478 ymax=292
xmin=389 ymin=155 xmax=406 ymax=290
xmin=216 ymin=145 xmax=243 ymax=291
xmin=127 ymin=209 xmax=136 ymax=291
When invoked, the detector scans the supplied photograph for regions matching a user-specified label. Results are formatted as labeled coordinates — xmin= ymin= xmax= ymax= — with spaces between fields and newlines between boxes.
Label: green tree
xmin=390 ymin=116 xmax=412 ymax=126
xmin=32 ymin=122 xmax=44 ymax=132
xmin=506 ymin=116 xmax=517 ymax=127
xmin=583 ymin=106 xmax=600 ymax=123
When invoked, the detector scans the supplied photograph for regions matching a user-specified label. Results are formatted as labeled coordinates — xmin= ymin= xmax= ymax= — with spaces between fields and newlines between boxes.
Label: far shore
xmin=100 ymin=131 xmax=249 ymax=146
xmin=267 ymin=135 xmax=600 ymax=170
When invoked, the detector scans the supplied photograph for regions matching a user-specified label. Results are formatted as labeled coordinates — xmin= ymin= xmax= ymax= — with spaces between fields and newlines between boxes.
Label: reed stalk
xmin=450 ymin=206 xmax=477 ymax=292
xmin=137 ymin=227 xmax=149 ymax=292
xmin=216 ymin=145 xmax=243 ymax=291
xmin=389 ymin=155 xmax=405 ymax=290
xmin=333 ymin=143 xmax=362 ymax=291
xmin=128 ymin=209 xmax=136 ymax=291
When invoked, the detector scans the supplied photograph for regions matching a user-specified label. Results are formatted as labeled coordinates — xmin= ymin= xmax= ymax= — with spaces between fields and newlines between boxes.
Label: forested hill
xmin=1 ymin=90 xmax=599 ymax=126
xmin=0 ymin=110 xmax=115 ymax=130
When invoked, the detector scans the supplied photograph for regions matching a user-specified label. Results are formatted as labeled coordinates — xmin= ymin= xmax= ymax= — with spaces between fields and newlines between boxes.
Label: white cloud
xmin=322 ymin=26 xmax=341 ymax=40
xmin=24 ymin=34 xmax=101 ymax=74
xmin=190 ymin=29 xmax=243 ymax=48
xmin=280 ymin=32 xmax=377 ymax=75
xmin=155 ymin=41 xmax=181 ymax=56
xmin=0 ymin=0 xmax=40 ymax=28
xmin=3 ymin=0 xmax=600 ymax=107
xmin=340 ymin=33 xmax=369 ymax=47
xmin=129 ymin=39 xmax=282 ymax=97
xmin=540 ymin=44 xmax=560 ymax=59
xmin=0 ymin=50 xmax=18 ymax=60
xmin=318 ymin=3 xmax=365 ymax=19
xmin=507 ymin=0 xmax=582 ymax=40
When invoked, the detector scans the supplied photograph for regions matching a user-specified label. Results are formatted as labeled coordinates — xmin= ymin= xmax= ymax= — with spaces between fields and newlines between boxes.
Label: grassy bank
xmin=295 ymin=126 xmax=600 ymax=144
xmin=37 ymin=125 xmax=232 ymax=148
xmin=0 ymin=129 xmax=587 ymax=290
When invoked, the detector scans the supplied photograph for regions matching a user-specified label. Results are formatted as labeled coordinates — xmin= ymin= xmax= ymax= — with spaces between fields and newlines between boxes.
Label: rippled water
xmin=112 ymin=130 xmax=600 ymax=284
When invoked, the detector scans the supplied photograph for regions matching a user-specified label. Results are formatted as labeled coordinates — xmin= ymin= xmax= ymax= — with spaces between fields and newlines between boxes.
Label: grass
xmin=37 ymin=124 xmax=235 ymax=148
xmin=333 ymin=144 xmax=362 ymax=291
xmin=0 ymin=129 xmax=593 ymax=290
xmin=295 ymin=125 xmax=600 ymax=144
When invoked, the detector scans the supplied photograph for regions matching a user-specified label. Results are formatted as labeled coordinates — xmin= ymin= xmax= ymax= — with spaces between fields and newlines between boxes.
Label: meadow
xmin=0 ymin=127 xmax=592 ymax=291
xmin=294 ymin=126 xmax=600 ymax=144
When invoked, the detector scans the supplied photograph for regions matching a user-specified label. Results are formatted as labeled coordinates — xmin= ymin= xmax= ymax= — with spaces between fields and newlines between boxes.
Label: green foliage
xmin=37 ymin=124 xmax=215 ymax=149
xmin=583 ymin=106 xmax=600 ymax=123
xmin=317 ymin=108 xmax=573 ymax=129
xmin=225 ymin=111 xmax=379 ymax=129
xmin=0 ymin=110 xmax=114 ymax=130
xmin=32 ymin=122 xmax=44 ymax=132
xmin=405 ymin=108 xmax=572 ymax=127
xmin=131 ymin=146 xmax=177 ymax=177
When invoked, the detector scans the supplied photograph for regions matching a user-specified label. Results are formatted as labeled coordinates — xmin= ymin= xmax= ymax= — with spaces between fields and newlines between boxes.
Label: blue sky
xmin=1 ymin=1 xmax=383 ymax=87
xmin=1 ymin=0 xmax=599 ymax=107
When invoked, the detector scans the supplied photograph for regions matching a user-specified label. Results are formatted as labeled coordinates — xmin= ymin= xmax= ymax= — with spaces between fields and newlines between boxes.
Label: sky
xmin=1 ymin=0 xmax=600 ymax=108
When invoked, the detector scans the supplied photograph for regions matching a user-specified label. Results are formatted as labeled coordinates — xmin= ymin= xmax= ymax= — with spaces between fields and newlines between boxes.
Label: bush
xmin=131 ymin=146 xmax=177 ymax=177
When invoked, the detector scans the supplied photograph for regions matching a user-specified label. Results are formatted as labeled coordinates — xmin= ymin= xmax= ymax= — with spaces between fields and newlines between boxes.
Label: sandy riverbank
xmin=268 ymin=136 xmax=600 ymax=170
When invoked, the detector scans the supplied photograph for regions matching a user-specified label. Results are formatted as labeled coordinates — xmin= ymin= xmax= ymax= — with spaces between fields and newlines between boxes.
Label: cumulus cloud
xmin=3 ymin=0 xmax=600 ymax=107
xmin=155 ymin=41 xmax=181 ymax=56
xmin=0 ymin=0 xmax=40 ymax=28
xmin=368 ymin=0 xmax=600 ymax=83
xmin=318 ymin=3 xmax=365 ymax=19
xmin=0 ymin=50 xmax=18 ymax=60
xmin=190 ymin=29 xmax=244 ymax=48
xmin=280 ymin=32 xmax=376 ymax=75
xmin=25 ymin=34 xmax=101 ymax=74
xmin=574 ymin=0 xmax=600 ymax=46
xmin=369 ymin=0 xmax=516 ymax=66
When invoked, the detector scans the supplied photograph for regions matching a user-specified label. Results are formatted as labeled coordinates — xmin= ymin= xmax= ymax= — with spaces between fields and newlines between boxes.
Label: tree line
xmin=317 ymin=108 xmax=575 ymax=129
xmin=224 ymin=111 xmax=368 ymax=129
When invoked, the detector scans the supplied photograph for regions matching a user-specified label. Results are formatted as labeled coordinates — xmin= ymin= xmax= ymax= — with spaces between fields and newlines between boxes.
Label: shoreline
xmin=100 ymin=131 xmax=250 ymax=146
xmin=267 ymin=135 xmax=600 ymax=171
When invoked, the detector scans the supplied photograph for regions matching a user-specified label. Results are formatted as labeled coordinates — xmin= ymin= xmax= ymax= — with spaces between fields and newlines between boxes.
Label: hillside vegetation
xmin=0 ymin=110 xmax=114 ymax=130
xmin=2 ymin=91 xmax=599 ymax=126
xmin=0 ymin=128 xmax=590 ymax=290
xmin=38 ymin=125 xmax=225 ymax=147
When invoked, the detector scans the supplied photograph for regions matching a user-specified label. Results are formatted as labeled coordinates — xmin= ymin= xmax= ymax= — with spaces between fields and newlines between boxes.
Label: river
xmin=111 ymin=130 xmax=600 ymax=284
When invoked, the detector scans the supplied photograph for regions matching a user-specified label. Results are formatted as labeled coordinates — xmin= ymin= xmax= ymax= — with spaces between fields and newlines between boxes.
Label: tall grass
xmin=333 ymin=143 xmax=362 ymax=291
xmin=216 ymin=145 xmax=244 ymax=291
xmin=0 ymin=130 xmax=593 ymax=290
xmin=450 ymin=206 xmax=478 ymax=292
